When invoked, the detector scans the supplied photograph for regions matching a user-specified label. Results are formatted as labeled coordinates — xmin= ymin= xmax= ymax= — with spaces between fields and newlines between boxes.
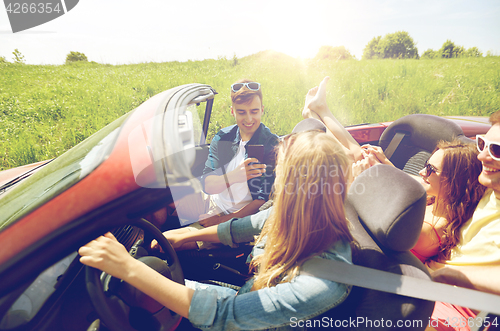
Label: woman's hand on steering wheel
xmin=79 ymin=232 xmax=138 ymax=281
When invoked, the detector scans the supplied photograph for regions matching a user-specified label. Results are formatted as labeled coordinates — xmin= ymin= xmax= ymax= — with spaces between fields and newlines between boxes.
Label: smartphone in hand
xmin=247 ymin=144 xmax=264 ymax=164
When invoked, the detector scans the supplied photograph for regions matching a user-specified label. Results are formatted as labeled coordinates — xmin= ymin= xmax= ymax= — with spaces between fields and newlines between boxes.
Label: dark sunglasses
xmin=423 ymin=160 xmax=439 ymax=177
xmin=476 ymin=135 xmax=500 ymax=161
xmin=231 ymin=82 xmax=261 ymax=93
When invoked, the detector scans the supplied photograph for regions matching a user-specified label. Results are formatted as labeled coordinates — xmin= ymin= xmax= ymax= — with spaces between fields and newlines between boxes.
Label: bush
xmin=378 ymin=31 xmax=419 ymax=59
xmin=465 ymin=47 xmax=482 ymax=57
xmin=315 ymin=45 xmax=354 ymax=61
xmin=0 ymin=56 xmax=7 ymax=63
xmin=422 ymin=43 xmax=482 ymax=59
xmin=12 ymin=49 xmax=25 ymax=64
xmin=363 ymin=36 xmax=382 ymax=59
xmin=439 ymin=40 xmax=464 ymax=58
xmin=421 ymin=49 xmax=437 ymax=59
xmin=65 ymin=51 xmax=88 ymax=64
xmin=363 ymin=31 xmax=418 ymax=59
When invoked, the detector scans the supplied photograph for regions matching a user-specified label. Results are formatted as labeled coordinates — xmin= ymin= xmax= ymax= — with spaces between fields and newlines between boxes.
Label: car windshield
xmin=0 ymin=113 xmax=129 ymax=231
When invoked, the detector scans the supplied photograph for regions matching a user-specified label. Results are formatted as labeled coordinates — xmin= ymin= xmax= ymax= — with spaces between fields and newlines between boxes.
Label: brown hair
xmin=250 ymin=131 xmax=354 ymax=290
xmin=489 ymin=110 xmax=500 ymax=126
xmin=434 ymin=140 xmax=486 ymax=259
xmin=230 ymin=78 xmax=263 ymax=105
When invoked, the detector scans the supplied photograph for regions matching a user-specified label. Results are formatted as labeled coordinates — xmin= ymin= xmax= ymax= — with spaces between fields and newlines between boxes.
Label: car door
xmin=0 ymin=84 xmax=217 ymax=331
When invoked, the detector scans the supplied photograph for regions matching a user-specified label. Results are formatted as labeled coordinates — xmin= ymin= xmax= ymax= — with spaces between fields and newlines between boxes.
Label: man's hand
xmin=229 ymin=158 xmax=267 ymax=184
xmin=204 ymin=158 xmax=267 ymax=194
xmin=431 ymin=266 xmax=476 ymax=290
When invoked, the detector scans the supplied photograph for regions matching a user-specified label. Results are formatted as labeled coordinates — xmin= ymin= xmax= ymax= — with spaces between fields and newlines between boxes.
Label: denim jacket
xmin=187 ymin=208 xmax=353 ymax=330
xmin=200 ymin=124 xmax=279 ymax=201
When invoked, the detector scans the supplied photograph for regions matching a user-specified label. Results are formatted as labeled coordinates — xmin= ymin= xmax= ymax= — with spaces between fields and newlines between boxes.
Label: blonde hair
xmin=251 ymin=131 xmax=354 ymax=290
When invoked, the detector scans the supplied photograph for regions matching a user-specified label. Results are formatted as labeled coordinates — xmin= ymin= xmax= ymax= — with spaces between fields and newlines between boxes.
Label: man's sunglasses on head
xmin=476 ymin=134 xmax=500 ymax=161
xmin=231 ymin=82 xmax=261 ymax=93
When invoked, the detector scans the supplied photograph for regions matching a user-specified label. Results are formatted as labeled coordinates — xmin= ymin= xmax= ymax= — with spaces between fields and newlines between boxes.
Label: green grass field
xmin=1 ymin=51 xmax=499 ymax=170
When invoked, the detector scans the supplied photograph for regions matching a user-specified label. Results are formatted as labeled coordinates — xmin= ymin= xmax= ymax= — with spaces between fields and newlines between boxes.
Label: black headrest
xmin=378 ymin=114 xmax=473 ymax=174
xmin=347 ymin=165 xmax=426 ymax=252
xmin=379 ymin=114 xmax=469 ymax=152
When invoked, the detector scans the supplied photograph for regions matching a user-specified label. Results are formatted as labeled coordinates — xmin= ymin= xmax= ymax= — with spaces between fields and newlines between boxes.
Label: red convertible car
xmin=0 ymin=83 xmax=494 ymax=331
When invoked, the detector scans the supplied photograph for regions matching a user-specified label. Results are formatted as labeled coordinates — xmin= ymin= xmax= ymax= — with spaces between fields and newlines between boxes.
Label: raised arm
xmin=303 ymin=77 xmax=363 ymax=163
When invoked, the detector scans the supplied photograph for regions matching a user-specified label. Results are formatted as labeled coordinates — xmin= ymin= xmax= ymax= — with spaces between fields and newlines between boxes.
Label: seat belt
xmin=384 ymin=132 xmax=406 ymax=159
xmin=300 ymin=258 xmax=500 ymax=315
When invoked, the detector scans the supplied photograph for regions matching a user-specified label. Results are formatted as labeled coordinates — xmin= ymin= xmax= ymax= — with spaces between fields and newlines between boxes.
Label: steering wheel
xmin=85 ymin=219 xmax=184 ymax=331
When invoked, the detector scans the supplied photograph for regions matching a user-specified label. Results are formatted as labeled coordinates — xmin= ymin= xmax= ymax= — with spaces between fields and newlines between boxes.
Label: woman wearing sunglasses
xmin=409 ymin=140 xmax=486 ymax=264
xmin=79 ymin=131 xmax=356 ymax=330
xmin=354 ymin=139 xmax=487 ymax=331
xmin=414 ymin=141 xmax=491 ymax=331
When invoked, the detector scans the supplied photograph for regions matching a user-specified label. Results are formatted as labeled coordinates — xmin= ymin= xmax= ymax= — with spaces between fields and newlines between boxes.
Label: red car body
xmin=346 ymin=115 xmax=490 ymax=145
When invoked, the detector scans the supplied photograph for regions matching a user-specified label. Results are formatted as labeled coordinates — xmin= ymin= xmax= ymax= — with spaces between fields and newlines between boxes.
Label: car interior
xmin=0 ymin=84 xmax=495 ymax=331
xmin=158 ymin=110 xmax=476 ymax=330
xmin=166 ymin=113 xmax=481 ymax=330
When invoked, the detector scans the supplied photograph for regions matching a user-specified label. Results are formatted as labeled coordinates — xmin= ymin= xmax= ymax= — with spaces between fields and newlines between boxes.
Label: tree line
xmin=314 ymin=31 xmax=493 ymax=61
xmin=1 ymin=32 xmax=495 ymax=65
xmin=0 ymin=50 xmax=90 ymax=64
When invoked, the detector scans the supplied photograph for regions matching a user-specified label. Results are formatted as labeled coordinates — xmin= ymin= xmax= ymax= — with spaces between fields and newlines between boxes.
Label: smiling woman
xmin=410 ymin=140 xmax=487 ymax=263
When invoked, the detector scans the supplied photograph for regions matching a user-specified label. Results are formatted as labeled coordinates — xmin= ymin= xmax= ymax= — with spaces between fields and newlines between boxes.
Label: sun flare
xmin=262 ymin=4 xmax=330 ymax=59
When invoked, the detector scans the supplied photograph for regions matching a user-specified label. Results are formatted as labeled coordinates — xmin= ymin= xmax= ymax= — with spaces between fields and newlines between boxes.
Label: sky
xmin=0 ymin=0 xmax=499 ymax=65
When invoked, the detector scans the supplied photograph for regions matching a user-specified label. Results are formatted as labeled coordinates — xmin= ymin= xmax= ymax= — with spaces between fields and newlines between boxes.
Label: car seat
xmin=311 ymin=164 xmax=434 ymax=331
xmin=379 ymin=114 xmax=473 ymax=176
